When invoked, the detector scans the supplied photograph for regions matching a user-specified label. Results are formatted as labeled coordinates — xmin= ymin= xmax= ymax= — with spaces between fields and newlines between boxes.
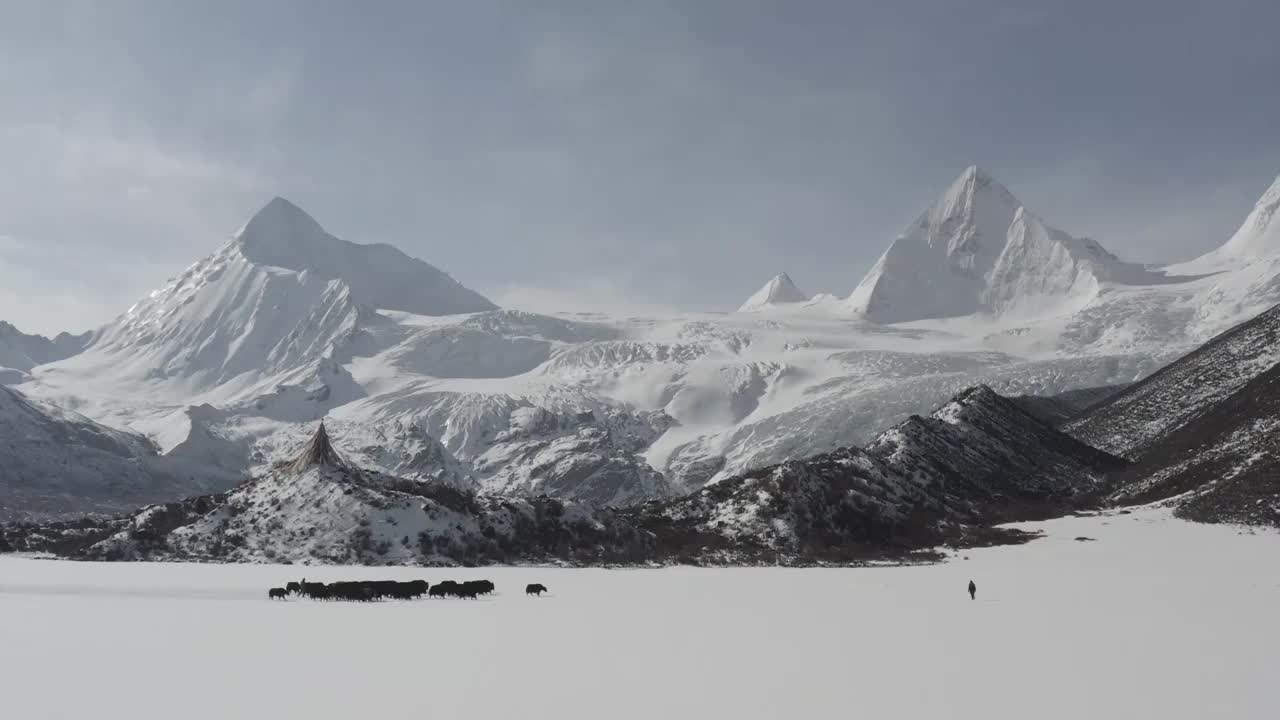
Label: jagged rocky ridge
xmin=1067 ymin=303 xmax=1280 ymax=526
xmin=0 ymin=321 xmax=90 ymax=380
xmin=3 ymin=385 xmax=1122 ymax=564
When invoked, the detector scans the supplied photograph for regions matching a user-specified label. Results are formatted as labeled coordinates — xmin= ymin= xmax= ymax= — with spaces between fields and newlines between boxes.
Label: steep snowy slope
xmin=0 ymin=321 xmax=90 ymax=377
xmin=1175 ymin=174 xmax=1280 ymax=269
xmin=236 ymin=197 xmax=496 ymax=317
xmin=32 ymin=198 xmax=493 ymax=404
xmin=738 ymin=273 xmax=809 ymax=311
xmin=0 ymin=386 xmax=238 ymax=521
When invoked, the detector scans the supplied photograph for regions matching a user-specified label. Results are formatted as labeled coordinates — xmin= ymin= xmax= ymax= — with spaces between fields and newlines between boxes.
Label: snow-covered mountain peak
xmin=847 ymin=166 xmax=1025 ymax=323
xmin=229 ymin=197 xmax=496 ymax=316
xmin=738 ymin=272 xmax=809 ymax=311
xmin=848 ymin=166 xmax=1140 ymax=323
xmin=1199 ymin=174 xmax=1280 ymax=264
xmin=943 ymin=165 xmax=1019 ymax=213
xmin=234 ymin=196 xmax=328 ymax=261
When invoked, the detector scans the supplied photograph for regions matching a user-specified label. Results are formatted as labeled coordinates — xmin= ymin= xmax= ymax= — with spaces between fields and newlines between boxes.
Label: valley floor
xmin=1 ymin=508 xmax=1277 ymax=719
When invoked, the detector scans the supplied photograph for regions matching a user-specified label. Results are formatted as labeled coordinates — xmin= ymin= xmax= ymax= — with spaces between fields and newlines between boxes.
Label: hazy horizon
xmin=3 ymin=0 xmax=1280 ymax=335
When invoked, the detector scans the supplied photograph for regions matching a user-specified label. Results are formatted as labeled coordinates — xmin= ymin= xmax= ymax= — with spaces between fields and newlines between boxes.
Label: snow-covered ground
xmin=3 ymin=509 xmax=1276 ymax=719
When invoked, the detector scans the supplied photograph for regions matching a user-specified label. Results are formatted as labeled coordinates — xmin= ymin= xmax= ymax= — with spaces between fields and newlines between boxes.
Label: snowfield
xmin=3 ymin=509 xmax=1276 ymax=720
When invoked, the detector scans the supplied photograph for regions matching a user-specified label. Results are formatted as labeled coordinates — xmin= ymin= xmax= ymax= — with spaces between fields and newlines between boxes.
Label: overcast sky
xmin=2 ymin=0 xmax=1279 ymax=335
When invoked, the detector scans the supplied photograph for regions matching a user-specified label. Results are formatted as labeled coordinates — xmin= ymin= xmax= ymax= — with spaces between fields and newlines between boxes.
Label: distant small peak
xmin=739 ymin=272 xmax=809 ymax=311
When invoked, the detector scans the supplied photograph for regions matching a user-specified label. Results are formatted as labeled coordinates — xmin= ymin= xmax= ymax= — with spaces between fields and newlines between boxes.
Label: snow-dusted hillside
xmin=9 ymin=166 xmax=1280 ymax=515
xmin=1066 ymin=303 xmax=1280 ymax=526
xmin=7 ymin=387 xmax=1118 ymax=564
xmin=1066 ymin=303 xmax=1280 ymax=457
xmin=0 ymin=386 xmax=238 ymax=521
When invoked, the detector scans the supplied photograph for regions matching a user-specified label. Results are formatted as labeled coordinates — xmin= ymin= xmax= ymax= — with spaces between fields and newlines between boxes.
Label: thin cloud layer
xmin=2 ymin=0 xmax=1279 ymax=335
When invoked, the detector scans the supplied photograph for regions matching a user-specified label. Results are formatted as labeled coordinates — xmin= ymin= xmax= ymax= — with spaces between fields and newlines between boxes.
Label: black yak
xmin=460 ymin=580 xmax=492 ymax=598
xmin=285 ymin=581 xmax=301 ymax=596
xmin=268 ymin=587 xmax=288 ymax=600
xmin=526 ymin=583 xmax=547 ymax=596
xmin=429 ymin=581 xmax=457 ymax=598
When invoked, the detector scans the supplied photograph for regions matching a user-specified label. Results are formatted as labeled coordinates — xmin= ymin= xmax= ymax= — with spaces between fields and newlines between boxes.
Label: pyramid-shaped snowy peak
xmin=233 ymin=196 xmax=498 ymax=316
xmin=846 ymin=166 xmax=1143 ymax=324
xmin=738 ymin=273 xmax=809 ymax=312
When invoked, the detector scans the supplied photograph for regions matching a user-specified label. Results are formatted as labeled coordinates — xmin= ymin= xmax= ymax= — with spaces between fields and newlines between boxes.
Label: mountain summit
xmin=847 ymin=166 xmax=1147 ymax=323
xmin=1174 ymin=174 xmax=1280 ymax=271
xmin=235 ymin=196 xmax=497 ymax=317
xmin=738 ymin=272 xmax=809 ymax=311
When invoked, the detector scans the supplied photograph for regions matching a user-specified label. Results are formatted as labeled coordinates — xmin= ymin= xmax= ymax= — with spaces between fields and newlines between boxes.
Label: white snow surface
xmin=2 ymin=507 xmax=1277 ymax=720
xmin=12 ymin=170 xmax=1280 ymax=509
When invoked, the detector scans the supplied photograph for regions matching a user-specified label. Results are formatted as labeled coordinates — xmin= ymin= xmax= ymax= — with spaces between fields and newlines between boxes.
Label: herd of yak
xmin=267 ymin=579 xmax=549 ymax=601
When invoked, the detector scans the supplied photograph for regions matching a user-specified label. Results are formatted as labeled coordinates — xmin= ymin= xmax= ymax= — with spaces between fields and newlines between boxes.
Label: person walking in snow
xmin=968 ymin=580 xmax=977 ymax=600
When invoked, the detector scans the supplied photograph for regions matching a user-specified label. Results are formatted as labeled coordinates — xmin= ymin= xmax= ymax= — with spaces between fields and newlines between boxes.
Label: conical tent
xmin=287 ymin=421 xmax=348 ymax=474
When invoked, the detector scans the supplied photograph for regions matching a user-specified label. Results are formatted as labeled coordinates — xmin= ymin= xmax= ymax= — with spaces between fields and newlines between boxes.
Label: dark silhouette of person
xmin=968 ymin=580 xmax=977 ymax=600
